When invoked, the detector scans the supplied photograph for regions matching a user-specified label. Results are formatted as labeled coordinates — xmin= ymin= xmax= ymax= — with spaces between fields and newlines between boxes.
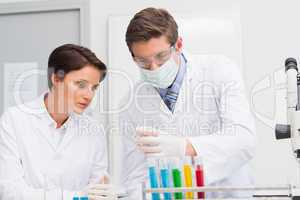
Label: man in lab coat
xmin=0 ymin=44 xmax=121 ymax=200
xmin=119 ymin=7 xmax=256 ymax=198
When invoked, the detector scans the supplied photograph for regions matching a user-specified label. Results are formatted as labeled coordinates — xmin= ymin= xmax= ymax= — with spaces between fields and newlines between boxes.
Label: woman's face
xmin=52 ymin=65 xmax=102 ymax=114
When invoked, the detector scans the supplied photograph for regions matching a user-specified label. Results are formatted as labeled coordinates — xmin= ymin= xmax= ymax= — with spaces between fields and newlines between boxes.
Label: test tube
xmin=148 ymin=158 xmax=160 ymax=200
xmin=159 ymin=159 xmax=171 ymax=200
xmin=183 ymin=157 xmax=194 ymax=199
xmin=170 ymin=158 xmax=183 ymax=199
xmin=195 ymin=157 xmax=205 ymax=199
xmin=58 ymin=174 xmax=64 ymax=200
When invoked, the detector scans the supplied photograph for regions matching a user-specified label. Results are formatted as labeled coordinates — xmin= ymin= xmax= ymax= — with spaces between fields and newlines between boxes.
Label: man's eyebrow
xmin=76 ymin=79 xmax=88 ymax=82
xmin=135 ymin=49 xmax=170 ymax=59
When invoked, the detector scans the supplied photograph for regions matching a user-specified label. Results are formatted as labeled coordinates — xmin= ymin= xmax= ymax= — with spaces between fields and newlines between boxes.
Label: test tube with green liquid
xmin=171 ymin=158 xmax=183 ymax=199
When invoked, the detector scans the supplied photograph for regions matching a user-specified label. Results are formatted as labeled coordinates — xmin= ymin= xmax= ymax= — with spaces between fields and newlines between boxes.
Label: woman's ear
xmin=51 ymin=74 xmax=56 ymax=88
xmin=51 ymin=73 xmax=64 ymax=89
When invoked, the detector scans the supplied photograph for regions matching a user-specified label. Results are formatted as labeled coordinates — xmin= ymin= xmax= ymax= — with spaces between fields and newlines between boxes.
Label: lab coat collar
xmin=17 ymin=91 xmax=84 ymax=152
xmin=31 ymin=92 xmax=73 ymax=129
xmin=181 ymin=49 xmax=195 ymax=82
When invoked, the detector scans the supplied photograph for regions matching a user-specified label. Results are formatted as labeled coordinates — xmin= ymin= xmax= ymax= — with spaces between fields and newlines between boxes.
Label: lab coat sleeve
xmin=88 ymin=127 xmax=109 ymax=184
xmin=189 ymin=56 xmax=257 ymax=185
xmin=0 ymin=110 xmax=77 ymax=200
xmin=119 ymin=110 xmax=147 ymax=199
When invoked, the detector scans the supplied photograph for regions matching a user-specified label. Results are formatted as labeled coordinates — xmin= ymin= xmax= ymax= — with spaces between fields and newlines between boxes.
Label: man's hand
xmin=135 ymin=127 xmax=187 ymax=157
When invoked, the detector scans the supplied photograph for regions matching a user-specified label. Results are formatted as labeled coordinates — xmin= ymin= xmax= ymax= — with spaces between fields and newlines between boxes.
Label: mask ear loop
xmin=170 ymin=45 xmax=181 ymax=65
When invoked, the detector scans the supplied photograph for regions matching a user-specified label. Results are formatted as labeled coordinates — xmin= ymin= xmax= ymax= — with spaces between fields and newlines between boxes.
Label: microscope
xmin=276 ymin=58 xmax=300 ymax=200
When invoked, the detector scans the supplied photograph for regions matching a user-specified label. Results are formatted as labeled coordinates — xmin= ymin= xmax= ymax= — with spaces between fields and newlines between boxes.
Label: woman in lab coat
xmin=0 ymin=44 xmax=114 ymax=199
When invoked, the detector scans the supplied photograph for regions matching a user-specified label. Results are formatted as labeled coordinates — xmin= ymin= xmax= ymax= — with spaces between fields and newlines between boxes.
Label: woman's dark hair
xmin=47 ymin=44 xmax=107 ymax=89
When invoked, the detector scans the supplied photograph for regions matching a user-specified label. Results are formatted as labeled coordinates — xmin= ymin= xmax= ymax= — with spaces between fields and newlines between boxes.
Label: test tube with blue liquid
xmin=148 ymin=158 xmax=160 ymax=200
xmin=158 ymin=159 xmax=171 ymax=200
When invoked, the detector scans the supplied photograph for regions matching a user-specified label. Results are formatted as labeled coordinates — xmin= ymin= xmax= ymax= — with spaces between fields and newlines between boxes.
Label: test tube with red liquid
xmin=195 ymin=159 xmax=205 ymax=199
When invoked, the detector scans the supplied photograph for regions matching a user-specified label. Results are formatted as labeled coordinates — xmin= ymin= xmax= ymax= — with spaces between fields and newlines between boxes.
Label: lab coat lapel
xmin=159 ymin=93 xmax=173 ymax=117
xmin=173 ymin=73 xmax=187 ymax=115
xmin=173 ymin=51 xmax=195 ymax=115
xmin=142 ymin=83 xmax=173 ymax=116
xmin=34 ymin=124 xmax=57 ymax=151
xmin=32 ymin=95 xmax=58 ymax=151
xmin=57 ymin=116 xmax=76 ymax=152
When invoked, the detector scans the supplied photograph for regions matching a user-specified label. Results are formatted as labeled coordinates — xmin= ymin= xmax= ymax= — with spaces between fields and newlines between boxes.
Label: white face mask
xmin=140 ymin=55 xmax=180 ymax=89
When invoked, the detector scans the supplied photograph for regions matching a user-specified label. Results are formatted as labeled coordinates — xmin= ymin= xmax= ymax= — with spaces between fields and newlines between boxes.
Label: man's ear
xmin=175 ymin=36 xmax=183 ymax=52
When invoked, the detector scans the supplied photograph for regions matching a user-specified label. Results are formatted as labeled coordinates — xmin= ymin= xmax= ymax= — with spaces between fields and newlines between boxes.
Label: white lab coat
xmin=0 ymin=93 xmax=108 ymax=200
xmin=119 ymin=52 xmax=256 ymax=199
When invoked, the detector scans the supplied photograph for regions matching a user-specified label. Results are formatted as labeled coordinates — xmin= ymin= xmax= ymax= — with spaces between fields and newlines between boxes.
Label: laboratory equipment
xmin=183 ymin=157 xmax=194 ymax=199
xmin=171 ymin=158 xmax=183 ymax=199
xmin=159 ymin=159 xmax=171 ymax=200
xmin=148 ymin=159 xmax=161 ymax=200
xmin=275 ymin=58 xmax=300 ymax=199
xmin=195 ymin=157 xmax=205 ymax=199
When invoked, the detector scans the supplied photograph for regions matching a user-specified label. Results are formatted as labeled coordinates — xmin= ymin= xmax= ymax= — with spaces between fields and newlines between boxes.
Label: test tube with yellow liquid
xmin=183 ymin=157 xmax=194 ymax=199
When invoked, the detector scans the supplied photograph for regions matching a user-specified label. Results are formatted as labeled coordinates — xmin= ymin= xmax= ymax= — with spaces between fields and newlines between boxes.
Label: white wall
xmin=2 ymin=0 xmax=300 ymax=186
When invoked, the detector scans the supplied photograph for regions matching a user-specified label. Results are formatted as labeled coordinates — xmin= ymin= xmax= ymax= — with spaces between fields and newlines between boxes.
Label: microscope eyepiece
xmin=285 ymin=57 xmax=298 ymax=72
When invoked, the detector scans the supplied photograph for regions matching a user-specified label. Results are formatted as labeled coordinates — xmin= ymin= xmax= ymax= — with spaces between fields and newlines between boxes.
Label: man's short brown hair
xmin=125 ymin=7 xmax=178 ymax=53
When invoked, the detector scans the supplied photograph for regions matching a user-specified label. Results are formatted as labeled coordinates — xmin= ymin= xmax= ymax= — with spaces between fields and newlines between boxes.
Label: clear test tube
xmin=169 ymin=157 xmax=183 ymax=200
xmin=194 ymin=157 xmax=205 ymax=199
xmin=158 ymin=158 xmax=171 ymax=200
xmin=183 ymin=156 xmax=194 ymax=199
xmin=148 ymin=158 xmax=160 ymax=200
xmin=42 ymin=173 xmax=49 ymax=200
xmin=58 ymin=174 xmax=64 ymax=200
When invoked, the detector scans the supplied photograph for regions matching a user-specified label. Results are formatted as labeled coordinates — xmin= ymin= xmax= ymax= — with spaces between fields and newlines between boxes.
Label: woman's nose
xmin=83 ymin=88 xmax=94 ymax=100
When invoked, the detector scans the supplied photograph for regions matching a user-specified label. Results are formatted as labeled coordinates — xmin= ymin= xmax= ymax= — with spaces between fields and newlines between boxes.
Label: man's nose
xmin=148 ymin=60 xmax=160 ymax=71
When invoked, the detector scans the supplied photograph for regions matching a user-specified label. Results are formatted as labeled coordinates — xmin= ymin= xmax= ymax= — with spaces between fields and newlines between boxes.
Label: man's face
xmin=131 ymin=36 xmax=182 ymax=70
